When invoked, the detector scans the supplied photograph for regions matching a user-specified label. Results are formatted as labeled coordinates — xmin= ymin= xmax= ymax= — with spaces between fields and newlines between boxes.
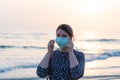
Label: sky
xmin=0 ymin=0 xmax=120 ymax=38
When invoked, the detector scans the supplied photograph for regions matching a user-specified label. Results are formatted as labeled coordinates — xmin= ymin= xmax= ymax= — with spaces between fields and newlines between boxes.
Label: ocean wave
xmin=86 ymin=50 xmax=120 ymax=62
xmin=84 ymin=75 xmax=120 ymax=79
xmin=87 ymin=66 xmax=120 ymax=69
xmin=0 ymin=50 xmax=120 ymax=73
xmin=0 ymin=32 xmax=47 ymax=39
xmin=0 ymin=64 xmax=37 ymax=73
xmin=80 ymin=39 xmax=120 ymax=43
xmin=0 ymin=32 xmax=47 ymax=36
xmin=0 ymin=45 xmax=47 ymax=49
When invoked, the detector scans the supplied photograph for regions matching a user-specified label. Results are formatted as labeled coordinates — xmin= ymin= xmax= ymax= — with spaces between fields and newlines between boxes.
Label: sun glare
xmin=83 ymin=30 xmax=97 ymax=39
xmin=80 ymin=0 xmax=104 ymax=16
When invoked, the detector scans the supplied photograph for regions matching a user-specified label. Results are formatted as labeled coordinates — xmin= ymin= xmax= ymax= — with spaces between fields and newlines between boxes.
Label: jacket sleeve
xmin=70 ymin=52 xmax=85 ymax=79
xmin=36 ymin=66 xmax=50 ymax=78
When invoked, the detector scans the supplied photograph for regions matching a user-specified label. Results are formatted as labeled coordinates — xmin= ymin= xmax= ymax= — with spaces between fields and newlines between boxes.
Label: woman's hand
xmin=47 ymin=40 xmax=55 ymax=53
xmin=39 ymin=40 xmax=55 ymax=68
xmin=67 ymin=40 xmax=74 ymax=53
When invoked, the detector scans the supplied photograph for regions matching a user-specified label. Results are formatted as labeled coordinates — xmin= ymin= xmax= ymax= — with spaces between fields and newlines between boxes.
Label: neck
xmin=59 ymin=47 xmax=69 ymax=52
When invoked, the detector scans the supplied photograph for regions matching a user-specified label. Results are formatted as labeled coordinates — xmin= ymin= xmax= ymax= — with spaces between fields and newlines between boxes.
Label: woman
xmin=36 ymin=24 xmax=85 ymax=80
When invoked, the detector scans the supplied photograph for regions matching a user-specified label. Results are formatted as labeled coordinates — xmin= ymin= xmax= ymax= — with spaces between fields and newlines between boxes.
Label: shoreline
xmin=0 ymin=75 xmax=120 ymax=80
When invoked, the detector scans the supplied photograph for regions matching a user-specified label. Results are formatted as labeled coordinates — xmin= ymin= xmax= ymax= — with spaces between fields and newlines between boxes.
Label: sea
xmin=0 ymin=28 xmax=120 ymax=80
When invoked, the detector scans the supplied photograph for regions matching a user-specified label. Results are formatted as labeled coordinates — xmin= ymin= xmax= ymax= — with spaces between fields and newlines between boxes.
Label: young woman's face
xmin=56 ymin=29 xmax=70 ymax=39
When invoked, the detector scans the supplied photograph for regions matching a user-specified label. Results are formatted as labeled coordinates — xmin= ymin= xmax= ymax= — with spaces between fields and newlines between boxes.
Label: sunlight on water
xmin=81 ymin=30 xmax=98 ymax=39
xmin=82 ymin=42 xmax=103 ymax=54
xmin=74 ymin=30 xmax=103 ymax=54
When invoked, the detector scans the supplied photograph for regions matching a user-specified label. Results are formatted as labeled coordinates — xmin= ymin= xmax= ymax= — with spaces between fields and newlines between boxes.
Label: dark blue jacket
xmin=36 ymin=49 xmax=85 ymax=80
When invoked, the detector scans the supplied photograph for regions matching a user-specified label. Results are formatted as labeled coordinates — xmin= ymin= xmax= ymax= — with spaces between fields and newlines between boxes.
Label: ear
xmin=71 ymin=36 xmax=75 ymax=41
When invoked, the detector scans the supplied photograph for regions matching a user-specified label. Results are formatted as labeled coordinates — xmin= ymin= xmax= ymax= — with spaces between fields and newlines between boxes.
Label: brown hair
xmin=56 ymin=24 xmax=74 ymax=39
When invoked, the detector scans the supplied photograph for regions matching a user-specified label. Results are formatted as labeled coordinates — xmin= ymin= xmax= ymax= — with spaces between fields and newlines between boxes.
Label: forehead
xmin=56 ymin=29 xmax=68 ymax=35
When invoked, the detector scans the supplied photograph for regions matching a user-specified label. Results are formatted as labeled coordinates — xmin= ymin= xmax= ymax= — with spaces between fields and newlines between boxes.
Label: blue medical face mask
xmin=56 ymin=37 xmax=69 ymax=48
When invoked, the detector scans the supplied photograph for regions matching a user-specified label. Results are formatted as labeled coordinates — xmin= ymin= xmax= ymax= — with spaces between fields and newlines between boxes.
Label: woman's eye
xmin=57 ymin=34 xmax=60 ymax=37
xmin=62 ymin=35 xmax=67 ymax=37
